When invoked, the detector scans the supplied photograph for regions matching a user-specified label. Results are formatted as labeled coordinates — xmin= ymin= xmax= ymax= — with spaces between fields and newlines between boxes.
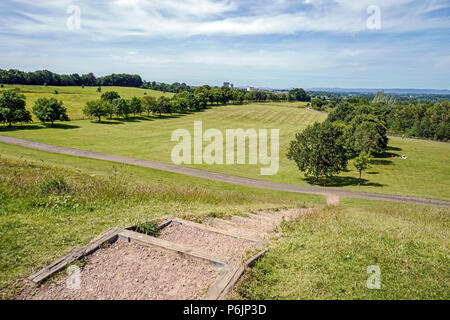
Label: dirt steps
xmin=206 ymin=218 xmax=270 ymax=241
xmin=246 ymin=213 xmax=283 ymax=225
xmin=257 ymin=208 xmax=313 ymax=222
xmin=24 ymin=208 xmax=314 ymax=300
xmin=230 ymin=215 xmax=276 ymax=233
xmin=158 ymin=222 xmax=255 ymax=260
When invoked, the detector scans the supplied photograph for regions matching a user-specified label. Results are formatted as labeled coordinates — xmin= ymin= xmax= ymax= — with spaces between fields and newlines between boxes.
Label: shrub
xmin=134 ymin=221 xmax=160 ymax=237
xmin=39 ymin=177 xmax=70 ymax=194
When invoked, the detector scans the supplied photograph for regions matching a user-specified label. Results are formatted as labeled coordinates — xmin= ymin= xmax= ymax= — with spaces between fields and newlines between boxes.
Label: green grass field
xmin=0 ymin=147 xmax=323 ymax=298
xmin=1 ymin=147 xmax=447 ymax=300
xmin=0 ymin=85 xmax=173 ymax=120
xmin=236 ymin=198 xmax=449 ymax=300
xmin=0 ymin=85 xmax=448 ymax=200
xmin=0 ymin=108 xmax=448 ymax=300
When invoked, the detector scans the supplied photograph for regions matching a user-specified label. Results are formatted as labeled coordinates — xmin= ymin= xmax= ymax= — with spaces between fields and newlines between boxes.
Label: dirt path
xmin=21 ymin=210 xmax=309 ymax=300
xmin=1 ymin=135 xmax=449 ymax=207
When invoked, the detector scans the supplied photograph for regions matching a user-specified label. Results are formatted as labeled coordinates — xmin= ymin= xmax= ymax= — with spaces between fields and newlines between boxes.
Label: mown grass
xmin=0 ymin=85 xmax=173 ymax=120
xmin=0 ymin=152 xmax=322 ymax=298
xmin=1 ymin=99 xmax=449 ymax=200
xmin=236 ymin=199 xmax=449 ymax=300
xmin=1 ymin=86 xmax=448 ymax=199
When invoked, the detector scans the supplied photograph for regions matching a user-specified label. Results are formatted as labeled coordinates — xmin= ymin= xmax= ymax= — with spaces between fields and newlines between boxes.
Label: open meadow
xmin=0 ymin=85 xmax=449 ymax=200
xmin=0 ymin=84 xmax=172 ymax=120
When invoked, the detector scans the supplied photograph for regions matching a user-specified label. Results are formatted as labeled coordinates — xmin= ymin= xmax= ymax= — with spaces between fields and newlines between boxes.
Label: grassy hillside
xmin=1 ymin=95 xmax=449 ymax=200
xmin=0 ymin=149 xmax=322 ymax=298
xmin=0 ymin=85 xmax=173 ymax=120
xmin=236 ymin=198 xmax=449 ymax=300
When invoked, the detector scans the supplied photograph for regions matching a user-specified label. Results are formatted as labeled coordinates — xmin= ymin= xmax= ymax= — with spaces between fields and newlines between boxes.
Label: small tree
xmin=32 ymin=97 xmax=69 ymax=126
xmin=129 ymin=96 xmax=143 ymax=116
xmin=101 ymin=101 xmax=114 ymax=119
xmin=157 ymin=96 xmax=172 ymax=115
xmin=354 ymin=151 xmax=373 ymax=186
xmin=142 ymin=96 xmax=157 ymax=116
xmin=0 ymin=90 xmax=32 ymax=126
xmin=287 ymin=122 xmax=348 ymax=183
xmin=311 ymin=98 xmax=326 ymax=111
xmin=83 ymin=100 xmax=108 ymax=122
xmin=112 ymin=98 xmax=131 ymax=119
xmin=101 ymin=91 xmax=120 ymax=103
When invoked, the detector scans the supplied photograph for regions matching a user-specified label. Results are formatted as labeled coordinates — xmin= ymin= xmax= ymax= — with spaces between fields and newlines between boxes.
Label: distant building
xmin=223 ymin=82 xmax=234 ymax=89
xmin=247 ymin=86 xmax=255 ymax=92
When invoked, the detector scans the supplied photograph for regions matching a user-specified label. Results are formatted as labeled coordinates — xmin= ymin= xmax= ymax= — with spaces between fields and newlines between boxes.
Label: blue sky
xmin=0 ymin=0 xmax=449 ymax=89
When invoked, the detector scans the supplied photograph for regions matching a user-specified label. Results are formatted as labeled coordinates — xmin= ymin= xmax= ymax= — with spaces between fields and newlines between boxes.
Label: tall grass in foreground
xmin=237 ymin=204 xmax=449 ymax=300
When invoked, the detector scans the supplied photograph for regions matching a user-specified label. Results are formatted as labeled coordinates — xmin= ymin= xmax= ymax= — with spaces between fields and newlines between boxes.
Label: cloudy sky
xmin=0 ymin=0 xmax=449 ymax=89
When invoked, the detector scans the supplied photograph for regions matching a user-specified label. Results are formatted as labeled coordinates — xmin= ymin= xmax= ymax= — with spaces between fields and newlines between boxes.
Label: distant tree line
xmin=326 ymin=92 xmax=449 ymax=141
xmin=82 ymin=86 xmax=310 ymax=122
xmin=142 ymin=81 xmax=192 ymax=93
xmin=306 ymin=91 xmax=449 ymax=141
xmin=0 ymin=69 xmax=143 ymax=88
xmin=0 ymin=69 xmax=313 ymax=104
xmin=386 ymin=100 xmax=449 ymax=141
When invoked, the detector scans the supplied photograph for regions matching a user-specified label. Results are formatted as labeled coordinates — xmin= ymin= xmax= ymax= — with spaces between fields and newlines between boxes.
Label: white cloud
xmin=2 ymin=0 xmax=449 ymax=38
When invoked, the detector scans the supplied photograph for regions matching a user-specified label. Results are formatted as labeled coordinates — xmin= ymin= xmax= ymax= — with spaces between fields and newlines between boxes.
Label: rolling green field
xmin=236 ymin=198 xmax=449 ymax=300
xmin=0 ymin=85 xmax=173 ymax=120
xmin=0 ymin=85 xmax=449 ymax=200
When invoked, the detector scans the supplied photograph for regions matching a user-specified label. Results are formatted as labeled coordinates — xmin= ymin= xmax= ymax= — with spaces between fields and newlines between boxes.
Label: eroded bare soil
xmin=22 ymin=239 xmax=218 ymax=300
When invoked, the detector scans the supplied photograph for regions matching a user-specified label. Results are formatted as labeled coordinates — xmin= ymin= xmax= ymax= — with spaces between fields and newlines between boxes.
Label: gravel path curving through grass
xmin=1 ymin=135 xmax=449 ymax=207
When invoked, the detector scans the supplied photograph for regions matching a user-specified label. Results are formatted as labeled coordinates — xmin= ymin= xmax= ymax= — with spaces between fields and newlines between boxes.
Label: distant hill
xmin=307 ymin=88 xmax=450 ymax=95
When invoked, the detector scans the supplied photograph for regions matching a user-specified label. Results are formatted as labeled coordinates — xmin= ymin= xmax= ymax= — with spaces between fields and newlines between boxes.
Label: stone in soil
xmin=159 ymin=222 xmax=255 ymax=259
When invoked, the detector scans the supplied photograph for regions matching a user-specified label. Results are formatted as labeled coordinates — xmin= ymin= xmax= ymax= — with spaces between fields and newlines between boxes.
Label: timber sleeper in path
xmin=22 ymin=209 xmax=313 ymax=300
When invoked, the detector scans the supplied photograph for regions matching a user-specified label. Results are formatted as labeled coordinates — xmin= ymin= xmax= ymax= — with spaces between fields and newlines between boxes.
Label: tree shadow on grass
xmin=120 ymin=116 xmax=155 ymax=123
xmin=153 ymin=114 xmax=184 ymax=120
xmin=0 ymin=123 xmax=80 ymax=131
xmin=304 ymin=176 xmax=385 ymax=187
xmin=371 ymin=159 xmax=394 ymax=166
xmin=93 ymin=120 xmax=124 ymax=125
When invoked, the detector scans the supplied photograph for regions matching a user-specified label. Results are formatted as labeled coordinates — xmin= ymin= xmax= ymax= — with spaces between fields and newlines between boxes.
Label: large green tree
xmin=288 ymin=88 xmax=310 ymax=102
xmin=32 ymin=97 xmax=69 ymax=126
xmin=0 ymin=90 xmax=32 ymax=126
xmin=157 ymin=96 xmax=172 ymax=115
xmin=344 ymin=114 xmax=388 ymax=154
xmin=287 ymin=122 xmax=348 ymax=183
